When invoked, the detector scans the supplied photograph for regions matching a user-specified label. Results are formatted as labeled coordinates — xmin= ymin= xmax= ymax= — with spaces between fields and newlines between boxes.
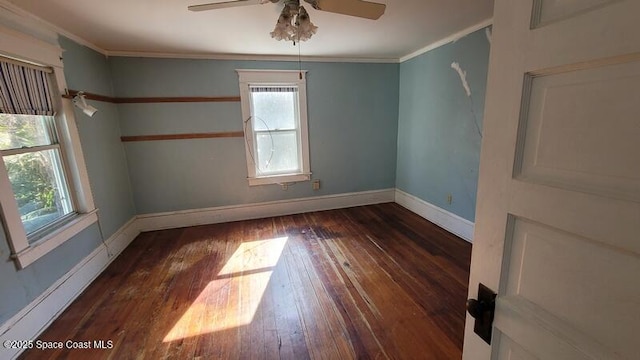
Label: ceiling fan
xmin=188 ymin=0 xmax=386 ymax=43
xmin=188 ymin=0 xmax=386 ymax=20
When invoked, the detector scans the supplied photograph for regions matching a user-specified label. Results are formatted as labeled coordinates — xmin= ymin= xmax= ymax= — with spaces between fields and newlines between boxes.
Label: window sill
xmin=12 ymin=210 xmax=98 ymax=269
xmin=247 ymin=173 xmax=311 ymax=186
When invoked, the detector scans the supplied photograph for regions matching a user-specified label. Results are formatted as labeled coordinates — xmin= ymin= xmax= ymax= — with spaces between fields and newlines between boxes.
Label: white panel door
xmin=463 ymin=0 xmax=640 ymax=359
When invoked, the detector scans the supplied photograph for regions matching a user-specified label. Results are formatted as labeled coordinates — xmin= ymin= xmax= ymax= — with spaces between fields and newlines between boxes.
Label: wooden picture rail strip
xmin=116 ymin=96 xmax=241 ymax=103
xmin=63 ymin=89 xmax=240 ymax=104
xmin=62 ymin=90 xmax=116 ymax=103
xmin=121 ymin=131 xmax=244 ymax=142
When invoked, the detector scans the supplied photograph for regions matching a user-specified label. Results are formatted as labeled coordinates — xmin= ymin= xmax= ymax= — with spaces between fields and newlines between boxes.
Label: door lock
xmin=466 ymin=283 xmax=497 ymax=345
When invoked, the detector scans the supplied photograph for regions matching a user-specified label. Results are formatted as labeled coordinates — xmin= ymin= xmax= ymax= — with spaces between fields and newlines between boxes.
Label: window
xmin=1 ymin=114 xmax=74 ymax=238
xmin=0 ymin=33 xmax=97 ymax=269
xmin=237 ymin=70 xmax=311 ymax=186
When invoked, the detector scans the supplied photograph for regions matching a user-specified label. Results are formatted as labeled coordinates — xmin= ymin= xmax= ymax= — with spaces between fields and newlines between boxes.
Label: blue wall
xmin=1 ymin=26 xmax=490 ymax=327
xmin=396 ymin=28 xmax=490 ymax=222
xmin=0 ymin=38 xmax=135 ymax=325
xmin=109 ymin=58 xmax=399 ymax=214
xmin=59 ymin=38 xmax=136 ymax=236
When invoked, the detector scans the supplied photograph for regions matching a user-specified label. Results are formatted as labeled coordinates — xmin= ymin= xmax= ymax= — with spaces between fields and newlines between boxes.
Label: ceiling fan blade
xmin=315 ymin=0 xmax=386 ymax=20
xmin=188 ymin=0 xmax=263 ymax=12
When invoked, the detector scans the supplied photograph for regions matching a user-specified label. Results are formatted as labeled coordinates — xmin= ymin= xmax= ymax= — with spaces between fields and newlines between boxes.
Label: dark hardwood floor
xmin=20 ymin=203 xmax=472 ymax=360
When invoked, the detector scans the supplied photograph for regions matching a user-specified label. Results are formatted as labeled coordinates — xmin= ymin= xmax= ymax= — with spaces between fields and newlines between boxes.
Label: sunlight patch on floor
xmin=163 ymin=236 xmax=288 ymax=342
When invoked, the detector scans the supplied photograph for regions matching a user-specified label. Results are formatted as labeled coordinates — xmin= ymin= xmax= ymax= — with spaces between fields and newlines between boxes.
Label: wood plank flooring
xmin=19 ymin=203 xmax=472 ymax=360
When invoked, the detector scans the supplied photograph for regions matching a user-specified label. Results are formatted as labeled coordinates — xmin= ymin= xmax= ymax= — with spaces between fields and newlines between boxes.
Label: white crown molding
xmin=82 ymin=18 xmax=494 ymax=64
xmin=105 ymin=50 xmax=399 ymax=64
xmin=56 ymin=31 xmax=107 ymax=57
xmin=137 ymin=189 xmax=396 ymax=232
xmin=0 ymin=24 xmax=62 ymax=68
xmin=395 ymin=189 xmax=474 ymax=243
xmin=399 ymin=18 xmax=493 ymax=63
xmin=0 ymin=217 xmax=139 ymax=360
xmin=104 ymin=16 xmax=493 ymax=65
xmin=0 ymin=0 xmax=107 ymax=56
xmin=0 ymin=0 xmax=490 ymax=64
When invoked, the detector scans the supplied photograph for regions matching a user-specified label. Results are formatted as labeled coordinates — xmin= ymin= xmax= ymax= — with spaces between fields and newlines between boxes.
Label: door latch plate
xmin=467 ymin=283 xmax=497 ymax=344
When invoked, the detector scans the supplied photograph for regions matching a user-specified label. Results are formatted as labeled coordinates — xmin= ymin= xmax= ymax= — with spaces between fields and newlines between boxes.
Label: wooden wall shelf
xmin=63 ymin=89 xmax=240 ymax=104
xmin=121 ymin=132 xmax=244 ymax=142
xmin=63 ymin=90 xmax=243 ymax=142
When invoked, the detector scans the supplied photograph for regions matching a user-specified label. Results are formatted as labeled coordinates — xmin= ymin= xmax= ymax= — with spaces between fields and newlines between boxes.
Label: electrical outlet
xmin=312 ymin=180 xmax=320 ymax=190
xmin=447 ymin=194 xmax=453 ymax=205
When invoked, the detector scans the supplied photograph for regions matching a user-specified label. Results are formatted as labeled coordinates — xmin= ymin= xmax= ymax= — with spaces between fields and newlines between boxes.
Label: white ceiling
xmin=6 ymin=0 xmax=494 ymax=61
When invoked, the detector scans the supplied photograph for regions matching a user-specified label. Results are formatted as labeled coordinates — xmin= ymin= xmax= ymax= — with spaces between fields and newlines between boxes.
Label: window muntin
xmin=0 ymin=37 xmax=97 ymax=268
xmin=249 ymin=86 xmax=302 ymax=176
xmin=237 ymin=70 xmax=311 ymax=186
xmin=1 ymin=113 xmax=75 ymax=241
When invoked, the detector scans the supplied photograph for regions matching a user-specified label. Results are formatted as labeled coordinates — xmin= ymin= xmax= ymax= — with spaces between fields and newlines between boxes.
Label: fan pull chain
xmin=298 ymin=38 xmax=302 ymax=79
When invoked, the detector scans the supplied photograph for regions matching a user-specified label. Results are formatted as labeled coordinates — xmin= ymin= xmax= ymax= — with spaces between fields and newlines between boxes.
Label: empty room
xmin=1 ymin=0 xmax=638 ymax=359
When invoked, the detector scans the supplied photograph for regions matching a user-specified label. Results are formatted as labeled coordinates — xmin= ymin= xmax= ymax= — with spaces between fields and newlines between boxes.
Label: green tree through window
xmin=1 ymin=113 xmax=73 ymax=236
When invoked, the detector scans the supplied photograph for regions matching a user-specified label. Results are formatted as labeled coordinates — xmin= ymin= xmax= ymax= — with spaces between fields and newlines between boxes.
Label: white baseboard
xmin=395 ymin=189 xmax=474 ymax=243
xmin=137 ymin=189 xmax=396 ymax=232
xmin=0 ymin=187 xmax=467 ymax=360
xmin=0 ymin=217 xmax=140 ymax=360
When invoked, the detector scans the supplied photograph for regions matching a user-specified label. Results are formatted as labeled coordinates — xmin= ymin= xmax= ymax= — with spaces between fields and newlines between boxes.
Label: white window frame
xmin=237 ymin=69 xmax=311 ymax=186
xmin=0 ymin=25 xmax=97 ymax=269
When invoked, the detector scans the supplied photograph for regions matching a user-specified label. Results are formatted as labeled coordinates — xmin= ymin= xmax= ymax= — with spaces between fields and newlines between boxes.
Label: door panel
xmin=501 ymin=219 xmax=639 ymax=359
xmin=496 ymin=335 xmax=538 ymax=360
xmin=532 ymin=0 xmax=621 ymax=27
xmin=517 ymin=61 xmax=640 ymax=201
xmin=495 ymin=297 xmax=619 ymax=360
xmin=463 ymin=0 xmax=640 ymax=358
xmin=508 ymin=181 xmax=640 ymax=255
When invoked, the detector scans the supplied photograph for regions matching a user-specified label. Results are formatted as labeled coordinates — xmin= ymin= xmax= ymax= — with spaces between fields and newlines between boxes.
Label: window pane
xmin=0 ymin=114 xmax=56 ymax=151
xmin=251 ymin=91 xmax=297 ymax=131
xmin=256 ymin=131 xmax=300 ymax=175
xmin=3 ymin=149 xmax=73 ymax=237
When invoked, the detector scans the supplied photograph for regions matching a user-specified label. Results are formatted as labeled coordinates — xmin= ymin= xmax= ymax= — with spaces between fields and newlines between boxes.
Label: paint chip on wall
xmin=451 ymin=62 xmax=472 ymax=97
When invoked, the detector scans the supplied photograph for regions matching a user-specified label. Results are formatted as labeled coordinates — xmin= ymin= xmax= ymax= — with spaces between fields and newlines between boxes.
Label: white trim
xmin=0 ymin=0 xmax=106 ymax=56
xmin=137 ymin=189 xmax=396 ymax=231
xmin=495 ymin=296 xmax=624 ymax=360
xmin=247 ymin=173 xmax=311 ymax=186
xmin=0 ymin=24 xmax=62 ymax=68
xmin=0 ymin=217 xmax=139 ymax=360
xmin=399 ymin=18 xmax=493 ymax=63
xmin=395 ymin=189 xmax=475 ymax=243
xmin=0 ymin=188 xmax=471 ymax=359
xmin=0 ymin=0 xmax=490 ymax=64
xmin=13 ymin=212 xmax=98 ymax=269
xmin=237 ymin=69 xmax=308 ymax=82
xmin=54 ymin=31 xmax=105 ymax=57
xmin=57 ymin=99 xmax=96 ymax=213
xmin=0 ymin=2 xmax=58 ymax=46
xmin=105 ymin=50 xmax=399 ymax=64
xmin=237 ymin=69 xmax=311 ymax=186
xmin=0 ymin=23 xmax=98 ymax=269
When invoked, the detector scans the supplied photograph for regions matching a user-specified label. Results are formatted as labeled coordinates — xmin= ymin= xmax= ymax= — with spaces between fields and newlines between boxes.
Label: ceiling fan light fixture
xmin=270 ymin=3 xmax=296 ymax=41
xmin=270 ymin=1 xmax=317 ymax=43
xmin=293 ymin=6 xmax=317 ymax=42
xmin=191 ymin=0 xmax=385 ymax=44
